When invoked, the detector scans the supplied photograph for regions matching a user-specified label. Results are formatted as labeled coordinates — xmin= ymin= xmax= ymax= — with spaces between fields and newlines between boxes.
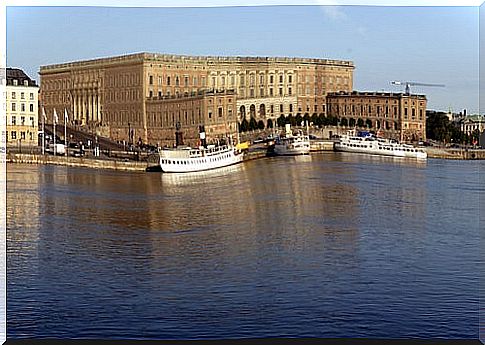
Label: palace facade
xmin=326 ymin=91 xmax=427 ymax=142
xmin=39 ymin=52 xmax=354 ymax=145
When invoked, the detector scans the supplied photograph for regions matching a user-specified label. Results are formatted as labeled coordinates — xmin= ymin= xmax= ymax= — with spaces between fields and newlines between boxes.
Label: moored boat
xmin=158 ymin=144 xmax=244 ymax=173
xmin=273 ymin=124 xmax=311 ymax=156
xmin=334 ymin=130 xmax=427 ymax=159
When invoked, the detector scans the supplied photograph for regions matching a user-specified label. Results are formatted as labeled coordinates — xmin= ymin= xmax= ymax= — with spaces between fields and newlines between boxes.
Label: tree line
xmin=426 ymin=112 xmax=480 ymax=145
xmin=238 ymin=113 xmax=374 ymax=133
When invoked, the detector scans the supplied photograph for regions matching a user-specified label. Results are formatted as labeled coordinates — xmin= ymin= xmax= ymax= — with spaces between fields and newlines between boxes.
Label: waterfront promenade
xmin=5 ymin=143 xmax=485 ymax=173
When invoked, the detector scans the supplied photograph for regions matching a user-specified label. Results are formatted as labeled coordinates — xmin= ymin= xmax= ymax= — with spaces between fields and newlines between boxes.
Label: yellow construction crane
xmin=390 ymin=81 xmax=445 ymax=95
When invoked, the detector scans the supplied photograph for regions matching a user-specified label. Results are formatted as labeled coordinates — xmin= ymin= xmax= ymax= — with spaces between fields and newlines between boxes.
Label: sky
xmin=5 ymin=4 xmax=481 ymax=113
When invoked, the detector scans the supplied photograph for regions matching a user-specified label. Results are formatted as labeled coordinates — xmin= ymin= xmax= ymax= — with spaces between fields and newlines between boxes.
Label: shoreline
xmin=4 ymin=146 xmax=484 ymax=172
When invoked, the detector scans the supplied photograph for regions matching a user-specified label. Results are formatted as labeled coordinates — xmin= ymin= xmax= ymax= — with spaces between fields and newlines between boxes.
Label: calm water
xmin=6 ymin=153 xmax=483 ymax=339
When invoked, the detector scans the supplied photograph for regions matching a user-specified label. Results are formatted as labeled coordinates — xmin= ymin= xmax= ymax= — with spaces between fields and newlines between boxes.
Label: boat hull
xmin=159 ymin=148 xmax=244 ymax=173
xmin=274 ymin=135 xmax=311 ymax=156
xmin=274 ymin=145 xmax=310 ymax=156
xmin=334 ymin=142 xmax=427 ymax=159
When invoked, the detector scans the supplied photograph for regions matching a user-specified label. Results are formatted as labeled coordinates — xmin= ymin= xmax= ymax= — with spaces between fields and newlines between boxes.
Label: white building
xmin=6 ymin=68 xmax=39 ymax=147
xmin=459 ymin=114 xmax=485 ymax=136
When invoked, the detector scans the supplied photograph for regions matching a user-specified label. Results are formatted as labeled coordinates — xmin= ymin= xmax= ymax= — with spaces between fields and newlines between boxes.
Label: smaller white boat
xmin=334 ymin=130 xmax=427 ymax=159
xmin=273 ymin=124 xmax=311 ymax=156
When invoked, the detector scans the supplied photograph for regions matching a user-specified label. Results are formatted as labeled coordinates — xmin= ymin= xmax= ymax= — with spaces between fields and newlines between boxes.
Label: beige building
xmin=326 ymin=91 xmax=427 ymax=142
xmin=39 ymin=52 xmax=354 ymax=145
xmin=5 ymin=68 xmax=39 ymax=147
xmin=145 ymin=89 xmax=237 ymax=147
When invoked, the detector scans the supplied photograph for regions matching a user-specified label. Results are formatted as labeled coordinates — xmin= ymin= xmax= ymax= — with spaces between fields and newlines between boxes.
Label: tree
xmin=311 ymin=113 xmax=320 ymax=127
xmin=303 ymin=113 xmax=311 ymax=126
xmin=319 ymin=113 xmax=327 ymax=126
xmin=340 ymin=118 xmax=348 ymax=127
xmin=365 ymin=119 xmax=373 ymax=129
xmin=426 ymin=111 xmax=466 ymax=144
xmin=295 ymin=114 xmax=303 ymax=127
xmin=267 ymin=118 xmax=274 ymax=129
xmin=249 ymin=117 xmax=258 ymax=131
xmin=349 ymin=118 xmax=356 ymax=127
xmin=239 ymin=119 xmax=249 ymax=133
xmin=277 ymin=115 xmax=286 ymax=128
xmin=257 ymin=120 xmax=265 ymax=130
xmin=357 ymin=118 xmax=365 ymax=128
xmin=287 ymin=114 xmax=296 ymax=127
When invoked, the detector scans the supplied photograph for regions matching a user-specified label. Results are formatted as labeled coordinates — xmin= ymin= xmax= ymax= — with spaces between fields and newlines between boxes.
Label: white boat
xmin=274 ymin=126 xmax=311 ymax=156
xmin=158 ymin=144 xmax=244 ymax=173
xmin=334 ymin=131 xmax=427 ymax=159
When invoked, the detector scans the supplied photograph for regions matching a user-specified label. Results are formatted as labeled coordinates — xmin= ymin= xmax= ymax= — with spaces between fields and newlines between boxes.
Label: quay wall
xmin=311 ymin=140 xmax=335 ymax=152
xmin=6 ymin=149 xmax=268 ymax=172
xmin=425 ymin=148 xmax=485 ymax=160
xmin=6 ymin=153 xmax=148 ymax=171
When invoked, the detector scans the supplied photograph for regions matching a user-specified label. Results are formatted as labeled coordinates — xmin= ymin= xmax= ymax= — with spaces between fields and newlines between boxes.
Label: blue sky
xmin=6 ymin=5 xmax=480 ymax=113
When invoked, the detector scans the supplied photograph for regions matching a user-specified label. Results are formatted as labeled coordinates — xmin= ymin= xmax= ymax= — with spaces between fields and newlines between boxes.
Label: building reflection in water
xmin=6 ymin=156 xmax=480 ymax=339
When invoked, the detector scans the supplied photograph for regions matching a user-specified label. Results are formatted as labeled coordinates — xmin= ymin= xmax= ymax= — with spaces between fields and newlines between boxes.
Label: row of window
xmin=161 ymin=153 xmax=232 ymax=166
xmin=5 ymin=131 xmax=35 ymax=140
xmin=149 ymin=75 xmax=207 ymax=87
xmin=10 ymin=80 xmax=30 ymax=87
xmin=8 ymin=116 xmax=36 ymax=126
xmin=342 ymin=143 xmax=422 ymax=153
xmin=9 ymin=103 xmax=35 ymax=113
xmin=9 ymin=91 xmax=35 ymax=100
xmin=329 ymin=105 xmax=424 ymax=120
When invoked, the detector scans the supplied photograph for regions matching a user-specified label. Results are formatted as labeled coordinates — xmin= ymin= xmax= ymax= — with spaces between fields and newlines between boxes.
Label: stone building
xmin=145 ymin=89 xmax=237 ymax=148
xmin=459 ymin=114 xmax=485 ymax=136
xmin=5 ymin=68 xmax=39 ymax=147
xmin=39 ymin=52 xmax=354 ymax=145
xmin=326 ymin=91 xmax=427 ymax=142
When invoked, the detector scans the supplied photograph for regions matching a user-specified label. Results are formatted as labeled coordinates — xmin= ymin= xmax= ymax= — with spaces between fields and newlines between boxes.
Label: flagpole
xmin=41 ymin=107 xmax=45 ymax=155
xmin=64 ymin=109 xmax=68 ymax=158
xmin=53 ymin=109 xmax=57 ymax=156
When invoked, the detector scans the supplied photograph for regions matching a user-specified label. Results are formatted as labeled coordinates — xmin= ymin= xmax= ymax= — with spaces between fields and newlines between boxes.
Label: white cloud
xmin=321 ymin=5 xmax=348 ymax=21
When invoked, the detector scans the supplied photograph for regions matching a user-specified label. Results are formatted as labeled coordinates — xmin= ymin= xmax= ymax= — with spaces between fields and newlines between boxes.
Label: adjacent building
xmin=39 ymin=52 xmax=354 ymax=145
xmin=5 ymin=68 xmax=39 ymax=147
xmin=326 ymin=91 xmax=427 ymax=142
xmin=459 ymin=114 xmax=485 ymax=136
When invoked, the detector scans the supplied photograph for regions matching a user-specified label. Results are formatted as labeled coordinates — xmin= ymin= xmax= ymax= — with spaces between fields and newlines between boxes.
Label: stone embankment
xmin=6 ymin=153 xmax=148 ymax=171
xmin=425 ymin=148 xmax=485 ymax=160
xmin=6 ymin=145 xmax=483 ymax=172
xmin=6 ymin=149 xmax=269 ymax=172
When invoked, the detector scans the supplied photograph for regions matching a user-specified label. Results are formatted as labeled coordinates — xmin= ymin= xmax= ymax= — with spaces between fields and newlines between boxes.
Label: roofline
xmin=39 ymin=52 xmax=355 ymax=73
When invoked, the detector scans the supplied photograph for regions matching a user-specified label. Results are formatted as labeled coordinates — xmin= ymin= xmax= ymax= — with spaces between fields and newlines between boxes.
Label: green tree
xmin=303 ymin=113 xmax=311 ymax=126
xmin=249 ymin=117 xmax=258 ymax=131
xmin=349 ymin=118 xmax=356 ymax=127
xmin=277 ymin=115 xmax=286 ymax=128
xmin=239 ymin=119 xmax=249 ymax=133
xmin=257 ymin=120 xmax=265 ymax=130
xmin=426 ymin=111 xmax=465 ymax=144
xmin=340 ymin=118 xmax=348 ymax=127
xmin=295 ymin=114 xmax=303 ymax=127
xmin=267 ymin=118 xmax=274 ymax=129
xmin=366 ymin=119 xmax=373 ymax=129
xmin=319 ymin=113 xmax=327 ymax=126
xmin=311 ymin=113 xmax=320 ymax=127
xmin=357 ymin=118 xmax=365 ymax=128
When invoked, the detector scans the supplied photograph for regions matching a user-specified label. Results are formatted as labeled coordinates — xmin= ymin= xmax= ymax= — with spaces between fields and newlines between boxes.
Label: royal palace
xmin=39 ymin=52 xmax=355 ymax=146
xmin=39 ymin=52 xmax=428 ymax=146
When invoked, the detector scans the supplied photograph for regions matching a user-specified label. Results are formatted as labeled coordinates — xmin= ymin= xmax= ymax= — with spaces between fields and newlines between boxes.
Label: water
xmin=6 ymin=153 xmax=483 ymax=339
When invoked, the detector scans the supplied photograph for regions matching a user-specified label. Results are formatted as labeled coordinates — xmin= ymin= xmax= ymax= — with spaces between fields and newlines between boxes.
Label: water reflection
xmin=6 ymin=156 xmax=481 ymax=339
